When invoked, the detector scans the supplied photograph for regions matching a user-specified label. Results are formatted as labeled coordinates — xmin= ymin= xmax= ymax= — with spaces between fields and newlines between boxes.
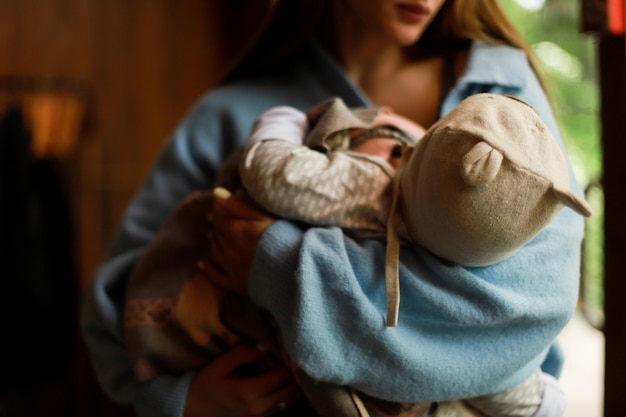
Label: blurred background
xmin=0 ymin=1 xmax=622 ymax=416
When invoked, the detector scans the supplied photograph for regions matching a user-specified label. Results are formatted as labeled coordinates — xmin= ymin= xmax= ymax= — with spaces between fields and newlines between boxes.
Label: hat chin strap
xmin=383 ymin=147 xmax=415 ymax=327
xmin=385 ymin=206 xmax=401 ymax=327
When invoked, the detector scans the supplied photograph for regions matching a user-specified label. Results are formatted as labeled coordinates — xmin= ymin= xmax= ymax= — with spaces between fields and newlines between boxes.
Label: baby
xmin=238 ymin=95 xmax=592 ymax=326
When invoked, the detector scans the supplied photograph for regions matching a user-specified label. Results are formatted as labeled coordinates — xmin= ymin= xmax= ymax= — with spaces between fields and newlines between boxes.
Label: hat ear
xmin=460 ymin=141 xmax=503 ymax=187
xmin=553 ymin=187 xmax=593 ymax=217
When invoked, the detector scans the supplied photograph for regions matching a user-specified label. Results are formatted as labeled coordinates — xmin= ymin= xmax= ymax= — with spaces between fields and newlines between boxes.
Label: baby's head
xmin=304 ymin=97 xmax=424 ymax=168
xmin=349 ymin=109 xmax=426 ymax=168
xmin=394 ymin=93 xmax=592 ymax=266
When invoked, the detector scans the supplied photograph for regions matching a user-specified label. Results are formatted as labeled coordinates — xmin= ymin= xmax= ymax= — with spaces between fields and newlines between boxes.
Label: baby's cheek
xmin=389 ymin=155 xmax=402 ymax=169
xmin=352 ymin=138 xmax=399 ymax=161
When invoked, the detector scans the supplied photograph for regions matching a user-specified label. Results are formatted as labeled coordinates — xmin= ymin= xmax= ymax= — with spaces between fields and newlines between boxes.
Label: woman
xmin=81 ymin=1 xmax=584 ymax=416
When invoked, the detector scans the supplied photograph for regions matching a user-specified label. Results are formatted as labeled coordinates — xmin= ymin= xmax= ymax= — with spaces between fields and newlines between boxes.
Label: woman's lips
xmin=397 ymin=3 xmax=431 ymax=22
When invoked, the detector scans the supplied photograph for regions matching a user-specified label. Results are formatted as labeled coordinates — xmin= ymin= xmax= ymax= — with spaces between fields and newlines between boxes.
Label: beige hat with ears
xmin=384 ymin=93 xmax=592 ymax=326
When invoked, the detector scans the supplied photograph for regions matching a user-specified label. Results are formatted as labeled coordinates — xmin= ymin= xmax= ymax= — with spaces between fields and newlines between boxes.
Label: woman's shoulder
xmin=176 ymin=75 xmax=310 ymax=149
xmin=190 ymin=77 xmax=299 ymax=123
xmin=442 ymin=40 xmax=547 ymax=117
xmin=202 ymin=85 xmax=276 ymax=116
xmin=459 ymin=40 xmax=532 ymax=89
xmin=184 ymin=40 xmax=369 ymax=128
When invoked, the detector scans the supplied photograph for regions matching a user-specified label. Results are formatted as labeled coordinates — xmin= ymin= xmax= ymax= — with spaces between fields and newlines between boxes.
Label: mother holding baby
xmin=81 ymin=1 xmax=586 ymax=416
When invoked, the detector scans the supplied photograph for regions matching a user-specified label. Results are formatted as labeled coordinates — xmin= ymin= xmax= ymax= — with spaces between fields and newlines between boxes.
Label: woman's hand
xmin=207 ymin=191 xmax=275 ymax=295
xmin=184 ymin=344 xmax=301 ymax=417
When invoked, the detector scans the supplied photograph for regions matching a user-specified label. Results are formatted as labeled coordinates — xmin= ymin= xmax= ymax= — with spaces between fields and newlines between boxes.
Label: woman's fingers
xmin=207 ymin=193 xmax=275 ymax=295
xmin=241 ymin=364 xmax=294 ymax=397
xmin=213 ymin=343 xmax=271 ymax=376
xmin=239 ymin=372 xmax=303 ymax=417
xmin=230 ymin=364 xmax=302 ymax=417
xmin=213 ymin=192 xmax=270 ymax=221
xmin=203 ymin=237 xmax=247 ymax=294
xmin=185 ymin=343 xmax=302 ymax=417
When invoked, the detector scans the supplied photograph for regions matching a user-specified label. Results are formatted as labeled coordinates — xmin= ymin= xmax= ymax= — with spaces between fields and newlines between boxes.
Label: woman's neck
xmin=317 ymin=3 xmax=409 ymax=87
xmin=315 ymin=3 xmax=461 ymax=129
xmin=345 ymin=46 xmax=410 ymax=95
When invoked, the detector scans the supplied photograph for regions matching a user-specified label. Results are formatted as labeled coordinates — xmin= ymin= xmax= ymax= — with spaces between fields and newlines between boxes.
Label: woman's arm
xmin=80 ymin=94 xmax=305 ymax=416
xmin=80 ymin=94 xmax=226 ymax=414
xmin=81 ymin=247 xmax=196 ymax=416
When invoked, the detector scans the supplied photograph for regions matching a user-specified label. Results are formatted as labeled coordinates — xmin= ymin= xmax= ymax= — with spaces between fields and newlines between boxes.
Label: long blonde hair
xmin=420 ymin=0 xmax=547 ymax=90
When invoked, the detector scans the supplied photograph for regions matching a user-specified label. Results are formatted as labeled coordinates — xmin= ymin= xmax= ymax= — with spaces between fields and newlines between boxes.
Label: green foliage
xmin=501 ymin=0 xmax=604 ymax=313
xmin=501 ymin=0 xmax=601 ymax=179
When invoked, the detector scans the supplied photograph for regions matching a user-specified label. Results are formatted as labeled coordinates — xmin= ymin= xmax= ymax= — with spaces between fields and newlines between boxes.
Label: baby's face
xmin=351 ymin=138 xmax=404 ymax=168
xmin=351 ymin=109 xmax=426 ymax=169
xmin=373 ymin=108 xmax=426 ymax=141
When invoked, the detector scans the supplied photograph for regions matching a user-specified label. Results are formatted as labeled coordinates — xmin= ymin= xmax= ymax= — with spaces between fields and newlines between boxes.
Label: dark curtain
xmin=0 ymin=106 xmax=77 ymax=389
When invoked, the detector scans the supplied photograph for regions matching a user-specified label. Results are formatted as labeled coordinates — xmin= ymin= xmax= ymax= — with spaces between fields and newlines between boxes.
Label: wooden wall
xmin=0 ymin=0 xmax=271 ymax=415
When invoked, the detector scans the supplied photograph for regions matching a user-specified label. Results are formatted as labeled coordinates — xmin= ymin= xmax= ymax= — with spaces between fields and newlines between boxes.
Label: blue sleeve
xmin=79 ymin=74 xmax=335 ymax=415
xmin=78 ymin=50 xmax=349 ymax=414
xmin=248 ymin=58 xmax=584 ymax=402
xmin=81 ymin=249 xmax=196 ymax=417
xmin=79 ymin=97 xmax=234 ymax=416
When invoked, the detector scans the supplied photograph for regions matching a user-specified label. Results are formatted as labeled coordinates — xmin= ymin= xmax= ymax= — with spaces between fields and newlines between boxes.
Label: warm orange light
xmin=608 ymin=0 xmax=625 ymax=35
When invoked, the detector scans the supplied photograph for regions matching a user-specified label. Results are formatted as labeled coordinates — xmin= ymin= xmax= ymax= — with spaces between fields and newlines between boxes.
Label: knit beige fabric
xmin=385 ymin=93 xmax=592 ymax=326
